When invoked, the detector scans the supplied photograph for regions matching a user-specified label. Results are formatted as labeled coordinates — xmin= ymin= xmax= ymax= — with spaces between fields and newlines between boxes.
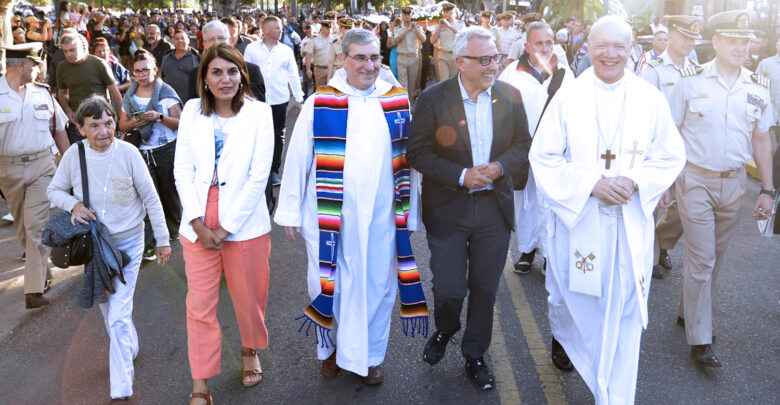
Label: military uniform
xmin=327 ymin=19 xmax=352 ymax=81
xmin=639 ymin=15 xmax=703 ymax=278
xmin=311 ymin=30 xmax=333 ymax=88
xmin=496 ymin=14 xmax=521 ymax=71
xmin=433 ymin=9 xmax=463 ymax=83
xmin=667 ymin=11 xmax=775 ymax=365
xmin=395 ymin=10 xmax=424 ymax=102
xmin=0 ymin=44 xmax=68 ymax=302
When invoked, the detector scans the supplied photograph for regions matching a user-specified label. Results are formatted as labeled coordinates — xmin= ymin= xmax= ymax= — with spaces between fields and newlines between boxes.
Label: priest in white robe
xmin=498 ymin=21 xmax=574 ymax=274
xmin=275 ymin=29 xmax=427 ymax=385
xmin=529 ymin=16 xmax=685 ymax=404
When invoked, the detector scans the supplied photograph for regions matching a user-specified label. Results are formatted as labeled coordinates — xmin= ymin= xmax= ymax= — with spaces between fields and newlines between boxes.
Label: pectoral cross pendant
xmin=601 ymin=149 xmax=616 ymax=169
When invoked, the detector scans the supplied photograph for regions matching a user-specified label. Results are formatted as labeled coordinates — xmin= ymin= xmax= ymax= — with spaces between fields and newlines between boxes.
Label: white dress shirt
xmin=244 ymin=39 xmax=304 ymax=105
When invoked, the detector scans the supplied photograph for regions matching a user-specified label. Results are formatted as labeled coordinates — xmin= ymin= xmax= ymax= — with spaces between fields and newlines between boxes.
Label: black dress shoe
xmin=652 ymin=265 xmax=664 ymax=279
xmin=659 ymin=249 xmax=672 ymax=270
xmin=513 ymin=250 xmax=535 ymax=274
xmin=691 ymin=344 xmax=722 ymax=368
xmin=25 ymin=293 xmax=50 ymax=309
xmin=551 ymin=337 xmax=574 ymax=372
xmin=465 ymin=357 xmax=495 ymax=390
xmin=423 ymin=330 xmax=452 ymax=365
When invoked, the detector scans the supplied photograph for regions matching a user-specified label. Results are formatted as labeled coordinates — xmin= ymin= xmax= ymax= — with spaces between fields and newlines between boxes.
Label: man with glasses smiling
xmin=407 ymin=26 xmax=531 ymax=390
xmin=276 ymin=28 xmax=427 ymax=386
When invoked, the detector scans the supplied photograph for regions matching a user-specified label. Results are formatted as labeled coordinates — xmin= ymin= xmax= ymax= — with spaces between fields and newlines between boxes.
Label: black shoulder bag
xmin=50 ymin=142 xmax=93 ymax=268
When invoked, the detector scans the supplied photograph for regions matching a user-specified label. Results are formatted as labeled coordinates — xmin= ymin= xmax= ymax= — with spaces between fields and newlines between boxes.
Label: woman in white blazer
xmin=173 ymin=43 xmax=273 ymax=405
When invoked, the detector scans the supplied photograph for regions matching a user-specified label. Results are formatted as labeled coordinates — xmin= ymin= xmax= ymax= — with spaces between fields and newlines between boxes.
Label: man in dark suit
xmin=407 ymin=26 xmax=531 ymax=390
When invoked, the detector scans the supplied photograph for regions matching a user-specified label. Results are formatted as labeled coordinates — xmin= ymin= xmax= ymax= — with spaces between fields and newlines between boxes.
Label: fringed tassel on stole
xmin=402 ymin=316 xmax=429 ymax=339
xmin=295 ymin=314 xmax=335 ymax=348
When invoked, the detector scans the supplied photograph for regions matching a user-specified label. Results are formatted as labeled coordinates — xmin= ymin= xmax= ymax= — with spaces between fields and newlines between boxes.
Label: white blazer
xmin=174 ymin=97 xmax=274 ymax=242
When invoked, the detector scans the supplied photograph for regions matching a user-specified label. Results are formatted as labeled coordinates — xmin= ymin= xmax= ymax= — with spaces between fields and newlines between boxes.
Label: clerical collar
xmin=593 ymin=73 xmax=625 ymax=91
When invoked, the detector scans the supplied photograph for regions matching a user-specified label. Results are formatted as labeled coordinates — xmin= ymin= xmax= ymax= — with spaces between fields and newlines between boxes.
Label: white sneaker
xmin=1 ymin=213 xmax=13 ymax=222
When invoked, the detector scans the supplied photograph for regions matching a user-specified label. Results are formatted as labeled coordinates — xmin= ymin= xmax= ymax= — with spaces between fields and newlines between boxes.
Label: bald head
xmin=589 ymin=15 xmax=632 ymax=46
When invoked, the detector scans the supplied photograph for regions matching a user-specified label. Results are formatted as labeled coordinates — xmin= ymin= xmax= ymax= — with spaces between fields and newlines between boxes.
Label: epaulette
xmin=751 ymin=73 xmax=770 ymax=89
xmin=381 ymin=64 xmax=391 ymax=70
xmin=680 ymin=65 xmax=703 ymax=77
xmin=331 ymin=38 xmax=339 ymax=44
xmin=33 ymin=81 xmax=50 ymax=88
xmin=647 ymin=57 xmax=662 ymax=68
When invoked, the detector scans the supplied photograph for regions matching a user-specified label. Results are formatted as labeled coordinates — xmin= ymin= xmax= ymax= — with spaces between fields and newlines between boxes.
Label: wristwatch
xmin=157 ymin=112 xmax=163 ymax=122
xmin=759 ymin=188 xmax=777 ymax=199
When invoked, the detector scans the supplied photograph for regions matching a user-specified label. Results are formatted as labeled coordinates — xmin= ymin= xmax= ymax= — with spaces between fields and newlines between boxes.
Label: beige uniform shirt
xmin=497 ymin=26 xmax=520 ymax=55
xmin=435 ymin=20 xmax=464 ymax=52
xmin=311 ymin=35 xmax=331 ymax=67
xmin=328 ymin=37 xmax=344 ymax=69
xmin=668 ymin=60 xmax=774 ymax=172
xmin=301 ymin=36 xmax=313 ymax=58
xmin=0 ymin=77 xmax=67 ymax=156
xmin=395 ymin=24 xmax=422 ymax=56
xmin=639 ymin=50 xmax=697 ymax=98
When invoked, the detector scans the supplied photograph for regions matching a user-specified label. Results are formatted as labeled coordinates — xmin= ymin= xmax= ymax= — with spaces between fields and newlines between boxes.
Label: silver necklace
xmin=594 ymin=82 xmax=628 ymax=170
xmin=213 ymin=113 xmax=232 ymax=133
xmin=87 ymin=141 xmax=117 ymax=218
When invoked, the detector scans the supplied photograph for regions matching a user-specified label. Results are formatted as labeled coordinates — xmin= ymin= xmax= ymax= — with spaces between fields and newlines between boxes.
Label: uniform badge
xmin=34 ymin=103 xmax=50 ymax=111
xmin=747 ymin=93 xmax=763 ymax=108
xmin=736 ymin=14 xmax=750 ymax=30
xmin=0 ymin=109 xmax=11 ymax=113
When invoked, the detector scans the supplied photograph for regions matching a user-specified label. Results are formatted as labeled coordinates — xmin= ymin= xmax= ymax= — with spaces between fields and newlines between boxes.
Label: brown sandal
xmin=241 ymin=347 xmax=263 ymax=387
xmin=189 ymin=392 xmax=213 ymax=405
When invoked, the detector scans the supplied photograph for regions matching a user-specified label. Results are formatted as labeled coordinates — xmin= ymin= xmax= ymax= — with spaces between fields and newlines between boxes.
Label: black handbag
xmin=122 ymin=129 xmax=142 ymax=148
xmin=50 ymin=142 xmax=93 ymax=269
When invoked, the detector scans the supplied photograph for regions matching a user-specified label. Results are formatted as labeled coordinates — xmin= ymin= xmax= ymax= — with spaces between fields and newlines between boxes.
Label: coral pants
xmin=182 ymin=186 xmax=271 ymax=379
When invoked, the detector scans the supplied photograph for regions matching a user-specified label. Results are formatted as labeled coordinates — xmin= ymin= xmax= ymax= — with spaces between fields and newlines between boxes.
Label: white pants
xmin=98 ymin=232 xmax=144 ymax=399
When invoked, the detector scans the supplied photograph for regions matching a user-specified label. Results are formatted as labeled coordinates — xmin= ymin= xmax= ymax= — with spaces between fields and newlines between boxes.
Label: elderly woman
xmin=47 ymin=96 xmax=171 ymax=401
xmin=174 ymin=43 xmax=274 ymax=405
xmin=118 ymin=49 xmax=182 ymax=260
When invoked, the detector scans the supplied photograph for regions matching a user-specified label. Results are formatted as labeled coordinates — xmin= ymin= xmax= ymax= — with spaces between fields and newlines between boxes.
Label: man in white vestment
xmin=529 ymin=15 xmax=686 ymax=404
xmin=498 ymin=21 xmax=573 ymax=275
xmin=275 ymin=29 xmax=426 ymax=385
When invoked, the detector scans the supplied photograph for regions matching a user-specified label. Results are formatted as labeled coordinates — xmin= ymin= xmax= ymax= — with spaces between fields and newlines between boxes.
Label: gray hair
xmin=525 ymin=21 xmax=553 ymax=42
xmin=202 ymin=20 xmax=229 ymax=37
xmin=60 ymin=32 xmax=89 ymax=55
xmin=341 ymin=28 xmax=380 ymax=55
xmin=453 ymin=27 xmax=495 ymax=57
xmin=74 ymin=95 xmax=116 ymax=127
xmin=589 ymin=15 xmax=632 ymax=45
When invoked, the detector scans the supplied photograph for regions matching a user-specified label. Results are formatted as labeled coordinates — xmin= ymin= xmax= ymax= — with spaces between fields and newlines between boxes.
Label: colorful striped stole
xmin=295 ymin=85 xmax=428 ymax=348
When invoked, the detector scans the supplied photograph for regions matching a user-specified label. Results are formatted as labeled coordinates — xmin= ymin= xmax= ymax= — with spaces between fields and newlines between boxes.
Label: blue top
xmin=457 ymin=73 xmax=494 ymax=192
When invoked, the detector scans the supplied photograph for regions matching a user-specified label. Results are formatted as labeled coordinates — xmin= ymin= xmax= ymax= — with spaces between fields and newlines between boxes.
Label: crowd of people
xmin=1 ymin=2 xmax=779 ymax=405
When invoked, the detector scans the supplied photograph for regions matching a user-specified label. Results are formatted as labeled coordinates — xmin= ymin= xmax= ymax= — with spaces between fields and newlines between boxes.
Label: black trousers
xmin=140 ymin=140 xmax=182 ymax=246
xmin=426 ymin=193 xmax=510 ymax=358
xmin=270 ymin=102 xmax=288 ymax=174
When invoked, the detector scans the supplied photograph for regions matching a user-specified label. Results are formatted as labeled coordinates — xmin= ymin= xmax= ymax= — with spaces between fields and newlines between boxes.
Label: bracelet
xmin=759 ymin=188 xmax=777 ymax=199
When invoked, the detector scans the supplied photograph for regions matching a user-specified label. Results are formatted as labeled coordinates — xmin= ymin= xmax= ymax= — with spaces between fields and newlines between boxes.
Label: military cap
xmin=401 ymin=6 xmax=414 ymax=14
xmin=664 ymin=15 xmax=703 ymax=39
xmin=320 ymin=20 xmax=333 ymax=29
xmin=441 ymin=1 xmax=455 ymax=11
xmin=338 ymin=18 xmax=354 ymax=28
xmin=522 ymin=12 xmax=542 ymax=23
xmin=480 ymin=10 xmax=493 ymax=18
xmin=708 ymin=10 xmax=757 ymax=39
xmin=506 ymin=10 xmax=517 ymax=16
xmin=324 ymin=11 xmax=339 ymax=19
xmin=497 ymin=12 xmax=512 ymax=20
xmin=2 ymin=42 xmax=45 ymax=63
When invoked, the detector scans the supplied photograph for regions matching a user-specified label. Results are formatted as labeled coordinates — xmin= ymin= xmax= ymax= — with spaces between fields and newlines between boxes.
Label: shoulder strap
xmin=77 ymin=142 xmax=90 ymax=209
xmin=534 ymin=68 xmax=566 ymax=136
xmin=44 ymin=85 xmax=56 ymax=138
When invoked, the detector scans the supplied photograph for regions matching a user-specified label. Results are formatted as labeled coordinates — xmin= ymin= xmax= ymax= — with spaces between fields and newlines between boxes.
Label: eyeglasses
xmin=462 ymin=54 xmax=504 ymax=66
xmin=205 ymin=35 xmax=228 ymax=44
xmin=133 ymin=68 xmax=151 ymax=76
xmin=346 ymin=54 xmax=383 ymax=64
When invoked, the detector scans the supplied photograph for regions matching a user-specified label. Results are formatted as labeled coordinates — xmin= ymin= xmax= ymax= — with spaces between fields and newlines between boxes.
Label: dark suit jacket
xmin=407 ymin=76 xmax=531 ymax=238
xmin=187 ymin=61 xmax=266 ymax=103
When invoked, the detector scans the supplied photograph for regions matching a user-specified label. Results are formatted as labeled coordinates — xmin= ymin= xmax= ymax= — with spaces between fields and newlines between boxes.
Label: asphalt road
xmin=0 ymin=105 xmax=777 ymax=404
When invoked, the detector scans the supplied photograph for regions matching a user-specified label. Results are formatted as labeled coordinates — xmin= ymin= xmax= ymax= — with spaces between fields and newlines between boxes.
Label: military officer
xmin=395 ymin=5 xmax=425 ymax=102
xmin=0 ymin=43 xmax=69 ymax=309
xmin=495 ymin=12 xmax=521 ymax=71
xmin=430 ymin=1 xmax=463 ymax=82
xmin=327 ymin=18 xmax=353 ymax=81
xmin=667 ymin=10 xmax=775 ymax=369
xmin=479 ymin=11 xmax=500 ymax=45
xmin=311 ymin=21 xmax=333 ymax=88
xmin=640 ymin=15 xmax=703 ymax=279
